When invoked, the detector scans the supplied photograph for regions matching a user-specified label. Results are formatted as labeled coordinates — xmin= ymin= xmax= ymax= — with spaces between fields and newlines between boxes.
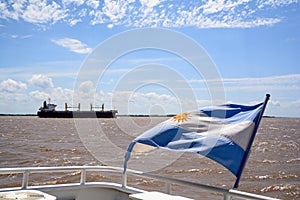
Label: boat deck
xmin=0 ymin=166 xmax=280 ymax=200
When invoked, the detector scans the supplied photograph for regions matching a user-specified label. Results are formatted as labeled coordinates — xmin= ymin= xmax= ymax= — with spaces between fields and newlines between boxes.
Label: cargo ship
xmin=37 ymin=100 xmax=117 ymax=118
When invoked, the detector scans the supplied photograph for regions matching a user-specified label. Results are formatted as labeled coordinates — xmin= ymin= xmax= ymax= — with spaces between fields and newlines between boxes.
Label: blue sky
xmin=0 ymin=0 xmax=299 ymax=117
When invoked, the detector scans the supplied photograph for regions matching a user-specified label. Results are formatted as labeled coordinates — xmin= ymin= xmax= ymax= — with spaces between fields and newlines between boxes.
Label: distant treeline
xmin=117 ymin=114 xmax=176 ymax=117
xmin=0 ymin=114 xmax=37 ymax=116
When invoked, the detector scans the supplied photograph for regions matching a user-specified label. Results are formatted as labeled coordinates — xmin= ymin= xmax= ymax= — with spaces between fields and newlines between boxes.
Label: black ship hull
xmin=37 ymin=110 xmax=117 ymax=118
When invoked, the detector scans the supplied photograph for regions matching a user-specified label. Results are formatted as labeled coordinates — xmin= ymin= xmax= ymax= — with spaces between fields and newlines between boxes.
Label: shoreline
xmin=0 ymin=114 xmax=290 ymax=118
xmin=0 ymin=114 xmax=37 ymax=116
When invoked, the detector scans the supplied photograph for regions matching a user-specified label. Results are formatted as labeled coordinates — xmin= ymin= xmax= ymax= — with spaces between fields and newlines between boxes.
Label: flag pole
xmin=233 ymin=94 xmax=270 ymax=189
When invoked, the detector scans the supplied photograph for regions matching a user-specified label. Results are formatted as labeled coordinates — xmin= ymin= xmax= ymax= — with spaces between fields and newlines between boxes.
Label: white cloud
xmin=102 ymin=0 xmax=128 ymax=23
xmin=78 ymin=80 xmax=94 ymax=93
xmin=139 ymin=0 xmax=162 ymax=16
xmin=109 ymin=90 xmax=202 ymax=115
xmin=290 ymin=99 xmax=300 ymax=107
xmin=72 ymin=80 xmax=96 ymax=107
xmin=258 ymin=0 xmax=299 ymax=8
xmin=68 ymin=18 xmax=82 ymax=26
xmin=29 ymin=87 xmax=73 ymax=110
xmin=86 ymin=0 xmax=100 ymax=9
xmin=0 ymin=1 xmax=18 ymax=20
xmin=190 ymin=74 xmax=300 ymax=91
xmin=52 ymin=38 xmax=92 ymax=54
xmin=0 ymin=0 xmax=67 ymax=26
xmin=222 ymin=74 xmax=300 ymax=92
xmin=140 ymin=0 xmax=161 ymax=8
xmin=109 ymin=90 xmax=180 ymax=114
xmin=51 ymin=87 xmax=73 ymax=102
xmin=269 ymin=99 xmax=281 ymax=107
xmin=107 ymin=23 xmax=114 ymax=28
xmin=0 ymin=79 xmax=27 ymax=93
xmin=29 ymin=74 xmax=54 ymax=89
xmin=63 ymin=0 xmax=85 ymax=6
xmin=22 ymin=1 xmax=67 ymax=24
xmin=40 ymin=87 xmax=74 ymax=110
xmin=201 ymin=0 xmax=250 ymax=15
xmin=29 ymin=90 xmax=50 ymax=100
xmin=89 ymin=10 xmax=104 ymax=25
xmin=0 ymin=0 xmax=298 ymax=28
xmin=65 ymin=7 xmax=87 ymax=26
xmin=9 ymin=34 xmax=32 ymax=39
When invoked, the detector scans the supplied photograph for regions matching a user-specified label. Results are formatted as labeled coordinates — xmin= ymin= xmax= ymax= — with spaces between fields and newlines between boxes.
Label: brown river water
xmin=0 ymin=116 xmax=299 ymax=199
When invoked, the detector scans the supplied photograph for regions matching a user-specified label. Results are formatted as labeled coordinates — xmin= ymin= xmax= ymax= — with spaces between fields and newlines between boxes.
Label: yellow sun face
xmin=173 ymin=112 xmax=190 ymax=123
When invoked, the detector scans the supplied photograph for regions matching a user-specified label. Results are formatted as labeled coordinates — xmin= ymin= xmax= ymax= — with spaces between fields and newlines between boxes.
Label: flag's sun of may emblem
xmin=173 ymin=112 xmax=190 ymax=123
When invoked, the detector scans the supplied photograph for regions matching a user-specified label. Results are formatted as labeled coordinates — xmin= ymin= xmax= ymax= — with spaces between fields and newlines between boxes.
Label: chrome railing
xmin=0 ymin=166 xmax=279 ymax=200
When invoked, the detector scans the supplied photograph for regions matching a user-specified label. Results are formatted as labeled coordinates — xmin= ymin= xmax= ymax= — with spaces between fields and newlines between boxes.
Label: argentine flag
xmin=124 ymin=96 xmax=269 ymax=184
